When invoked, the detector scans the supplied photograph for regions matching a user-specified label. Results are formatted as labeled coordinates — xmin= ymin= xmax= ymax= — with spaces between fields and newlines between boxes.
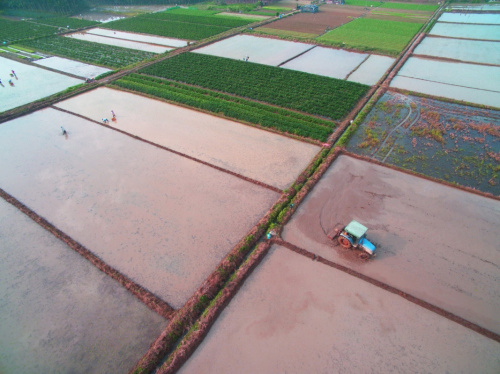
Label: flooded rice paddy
xmin=34 ymin=56 xmax=112 ymax=79
xmin=0 ymin=198 xmax=167 ymax=373
xmin=0 ymin=108 xmax=279 ymax=308
xmin=87 ymin=28 xmax=188 ymax=48
xmin=429 ymin=23 xmax=500 ymax=41
xmin=65 ymin=32 xmax=171 ymax=53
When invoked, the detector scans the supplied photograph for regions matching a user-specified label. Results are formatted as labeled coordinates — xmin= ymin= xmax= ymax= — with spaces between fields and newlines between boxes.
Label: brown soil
xmin=263 ymin=7 xmax=368 ymax=35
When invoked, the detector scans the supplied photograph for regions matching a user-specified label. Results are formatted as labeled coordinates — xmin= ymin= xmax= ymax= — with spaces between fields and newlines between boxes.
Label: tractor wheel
xmin=359 ymin=253 xmax=370 ymax=260
xmin=338 ymin=236 xmax=351 ymax=249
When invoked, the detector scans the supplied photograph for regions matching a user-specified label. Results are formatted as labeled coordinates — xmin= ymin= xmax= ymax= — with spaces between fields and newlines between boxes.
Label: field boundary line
xmin=0 ymin=187 xmax=175 ymax=320
xmin=275 ymin=238 xmax=500 ymax=343
xmin=50 ymin=106 xmax=283 ymax=194
xmin=397 ymin=74 xmax=500 ymax=94
xmin=426 ymin=33 xmax=500 ymax=43
xmin=411 ymin=53 xmax=500 ymax=68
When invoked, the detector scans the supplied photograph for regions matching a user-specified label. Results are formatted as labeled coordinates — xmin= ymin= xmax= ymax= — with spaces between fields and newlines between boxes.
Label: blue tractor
xmin=328 ymin=220 xmax=376 ymax=259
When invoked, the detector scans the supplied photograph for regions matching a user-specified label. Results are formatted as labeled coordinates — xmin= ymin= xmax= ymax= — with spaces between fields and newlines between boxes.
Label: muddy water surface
xmin=282 ymin=155 xmax=500 ymax=334
xmin=0 ymin=108 xmax=279 ymax=308
xmin=178 ymin=245 xmax=500 ymax=373
xmin=0 ymin=198 xmax=167 ymax=374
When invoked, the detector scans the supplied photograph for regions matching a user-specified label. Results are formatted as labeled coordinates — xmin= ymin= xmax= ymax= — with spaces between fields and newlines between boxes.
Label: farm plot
xmin=0 ymin=199 xmax=167 ymax=374
xmin=32 ymin=16 xmax=99 ymax=29
xmin=33 ymin=56 xmax=112 ymax=79
xmin=0 ymin=18 xmax=57 ymax=44
xmin=379 ymin=2 xmax=439 ymax=12
xmin=19 ymin=36 xmax=155 ymax=68
xmin=55 ymin=87 xmax=320 ymax=190
xmin=0 ymin=108 xmax=279 ymax=309
xmin=438 ymin=12 xmax=500 ymax=25
xmin=0 ymin=57 xmax=82 ymax=113
xmin=257 ymin=5 xmax=368 ymax=36
xmin=282 ymin=155 xmax=500 ymax=334
xmin=192 ymin=35 xmax=313 ymax=66
xmin=141 ymin=9 xmax=254 ymax=28
xmin=178 ymin=245 xmax=500 ymax=374
xmin=429 ymin=23 xmax=500 ymax=41
xmin=414 ymin=37 xmax=500 ymax=65
xmin=390 ymin=57 xmax=500 ymax=108
xmin=317 ymin=18 xmax=424 ymax=56
xmin=281 ymin=46 xmax=368 ymax=80
xmin=367 ymin=8 xmax=433 ymax=23
xmin=65 ymin=32 xmax=171 ymax=53
xmin=87 ymin=28 xmax=188 ymax=48
xmin=345 ymin=91 xmax=500 ymax=194
xmin=140 ymin=52 xmax=369 ymax=120
xmin=347 ymin=54 xmax=395 ymax=85
xmin=112 ymin=74 xmax=334 ymax=141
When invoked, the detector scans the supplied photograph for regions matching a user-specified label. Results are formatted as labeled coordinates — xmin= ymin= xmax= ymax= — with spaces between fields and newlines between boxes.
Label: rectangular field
xmin=87 ymin=28 xmax=188 ymax=47
xmin=345 ymin=91 xmax=500 ymax=194
xmin=438 ymin=12 xmax=500 ymax=25
xmin=65 ymin=32 xmax=171 ymax=53
xmin=0 ymin=18 xmax=57 ymax=44
xmin=178 ymin=245 xmax=499 ymax=374
xmin=281 ymin=46 xmax=368 ymax=80
xmin=282 ymin=155 xmax=500 ymax=334
xmin=317 ymin=18 xmax=424 ymax=55
xmin=0 ymin=199 xmax=167 ymax=373
xmin=429 ymin=22 xmax=500 ymax=41
xmin=55 ymin=87 xmax=320 ymax=190
xmin=192 ymin=35 xmax=314 ymax=66
xmin=390 ymin=57 xmax=500 ymax=108
xmin=0 ymin=57 xmax=83 ymax=113
xmin=0 ymin=108 xmax=279 ymax=308
xmin=414 ymin=37 xmax=500 ymax=65
xmin=33 ymin=56 xmax=112 ymax=79
xmin=140 ymin=52 xmax=369 ymax=120
xmin=347 ymin=54 xmax=395 ymax=85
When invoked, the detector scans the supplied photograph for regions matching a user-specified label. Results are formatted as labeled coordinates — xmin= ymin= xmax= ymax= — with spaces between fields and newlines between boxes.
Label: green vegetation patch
xmin=101 ymin=16 xmax=230 ymax=40
xmin=33 ymin=17 xmax=99 ymax=29
xmin=0 ymin=18 xmax=57 ymax=44
xmin=140 ymin=53 xmax=369 ymax=120
xmin=141 ymin=11 xmax=253 ymax=28
xmin=251 ymin=27 xmax=318 ymax=39
xmin=317 ymin=18 xmax=423 ymax=55
xmin=345 ymin=92 xmax=500 ymax=195
xmin=380 ymin=2 xmax=440 ymax=11
xmin=345 ymin=0 xmax=383 ymax=7
xmin=113 ymin=74 xmax=335 ymax=141
xmin=19 ymin=36 xmax=154 ymax=68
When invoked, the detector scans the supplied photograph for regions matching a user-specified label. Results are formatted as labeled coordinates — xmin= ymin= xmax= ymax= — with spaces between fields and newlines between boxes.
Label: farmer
xmin=11 ymin=70 xmax=16 ymax=78
xmin=61 ymin=126 xmax=67 ymax=136
xmin=111 ymin=110 xmax=115 ymax=118
xmin=102 ymin=118 xmax=109 ymax=124
xmin=8 ymin=79 xmax=13 ymax=86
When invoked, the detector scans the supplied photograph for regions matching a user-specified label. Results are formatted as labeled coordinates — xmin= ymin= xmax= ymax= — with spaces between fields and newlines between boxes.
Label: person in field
xmin=61 ymin=126 xmax=67 ymax=136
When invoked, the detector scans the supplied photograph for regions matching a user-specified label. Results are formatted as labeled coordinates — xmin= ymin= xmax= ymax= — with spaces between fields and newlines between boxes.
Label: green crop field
xmin=19 ymin=36 xmax=154 ymax=68
xmin=33 ymin=17 xmax=99 ymax=29
xmin=317 ymin=18 xmax=423 ymax=55
xmin=140 ymin=53 xmax=368 ymax=120
xmin=380 ymin=2 xmax=440 ymax=11
xmin=141 ymin=12 xmax=253 ymax=28
xmin=345 ymin=0 xmax=383 ymax=7
xmin=113 ymin=74 xmax=335 ymax=141
xmin=0 ymin=18 xmax=57 ymax=44
xmin=102 ymin=17 xmax=230 ymax=40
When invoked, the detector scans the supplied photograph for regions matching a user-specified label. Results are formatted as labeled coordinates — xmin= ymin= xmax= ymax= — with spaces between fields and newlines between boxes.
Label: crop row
xmin=0 ymin=18 xmax=57 ymax=44
xmin=317 ymin=18 xmax=423 ymax=55
xmin=140 ymin=53 xmax=368 ymax=120
xmin=141 ymin=12 xmax=253 ymax=28
xmin=33 ymin=17 xmax=99 ymax=29
xmin=19 ymin=36 xmax=154 ymax=68
xmin=112 ymin=74 xmax=334 ymax=141
xmin=101 ymin=17 xmax=230 ymax=40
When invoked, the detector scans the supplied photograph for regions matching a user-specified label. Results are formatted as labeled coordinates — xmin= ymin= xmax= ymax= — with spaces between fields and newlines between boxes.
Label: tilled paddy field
xmin=282 ymin=155 xmax=500 ymax=334
xmin=0 ymin=108 xmax=279 ymax=308
xmin=178 ymin=245 xmax=500 ymax=373
xmin=0 ymin=198 xmax=167 ymax=373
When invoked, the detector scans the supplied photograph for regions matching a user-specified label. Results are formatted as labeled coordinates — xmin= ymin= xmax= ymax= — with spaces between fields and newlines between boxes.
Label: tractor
xmin=327 ymin=220 xmax=376 ymax=259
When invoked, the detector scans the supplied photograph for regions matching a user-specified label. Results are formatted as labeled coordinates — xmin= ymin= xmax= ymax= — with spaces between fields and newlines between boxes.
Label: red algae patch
xmin=0 ymin=198 xmax=167 ymax=373
xmin=0 ymin=108 xmax=279 ymax=308
xmin=178 ymin=245 xmax=500 ymax=374
xmin=282 ymin=155 xmax=500 ymax=334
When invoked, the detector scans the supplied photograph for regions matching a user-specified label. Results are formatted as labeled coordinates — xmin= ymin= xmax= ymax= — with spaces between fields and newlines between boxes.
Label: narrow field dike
xmin=113 ymin=74 xmax=335 ymax=141
xmin=140 ymin=53 xmax=369 ymax=120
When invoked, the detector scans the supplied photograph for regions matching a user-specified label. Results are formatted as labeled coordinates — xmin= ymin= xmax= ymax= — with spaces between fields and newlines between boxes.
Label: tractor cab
xmin=337 ymin=220 xmax=376 ymax=258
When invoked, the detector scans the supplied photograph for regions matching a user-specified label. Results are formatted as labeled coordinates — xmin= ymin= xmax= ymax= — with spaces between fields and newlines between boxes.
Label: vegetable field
xmin=113 ymin=74 xmax=335 ymax=141
xmin=379 ymin=2 xmax=439 ymax=11
xmin=33 ymin=17 xmax=99 ymax=29
xmin=317 ymin=18 xmax=423 ymax=55
xmin=19 ymin=36 xmax=154 ymax=68
xmin=142 ymin=11 xmax=254 ymax=28
xmin=0 ymin=18 xmax=56 ymax=44
xmin=140 ymin=53 xmax=368 ymax=120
